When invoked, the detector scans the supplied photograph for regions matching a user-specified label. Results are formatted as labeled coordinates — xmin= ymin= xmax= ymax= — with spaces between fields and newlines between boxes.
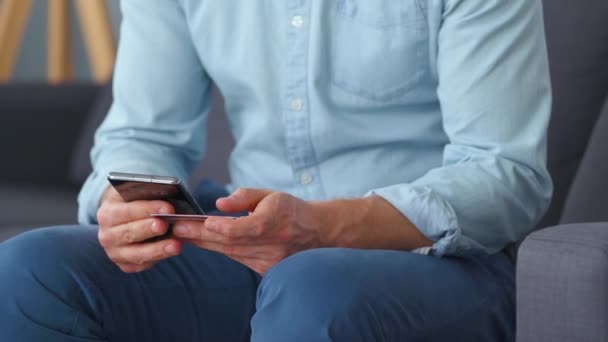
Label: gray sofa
xmin=516 ymin=0 xmax=608 ymax=341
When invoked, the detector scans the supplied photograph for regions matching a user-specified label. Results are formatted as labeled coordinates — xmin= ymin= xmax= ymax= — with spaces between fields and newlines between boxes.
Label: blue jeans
xmin=0 ymin=184 xmax=515 ymax=341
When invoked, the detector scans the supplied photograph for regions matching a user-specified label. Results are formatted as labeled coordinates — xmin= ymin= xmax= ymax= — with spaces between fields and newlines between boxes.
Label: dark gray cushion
xmin=517 ymin=222 xmax=608 ymax=342
xmin=0 ymin=84 xmax=100 ymax=188
xmin=0 ymin=184 xmax=78 ymax=241
xmin=69 ymin=82 xmax=113 ymax=185
xmin=537 ymin=0 xmax=608 ymax=228
xmin=190 ymin=86 xmax=234 ymax=186
xmin=561 ymin=100 xmax=608 ymax=223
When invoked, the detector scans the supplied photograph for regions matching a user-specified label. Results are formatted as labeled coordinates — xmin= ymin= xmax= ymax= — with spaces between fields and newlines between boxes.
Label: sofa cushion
xmin=537 ymin=0 xmax=608 ymax=228
xmin=0 ymin=184 xmax=79 ymax=241
xmin=69 ymin=82 xmax=113 ymax=184
xmin=561 ymin=99 xmax=608 ymax=223
xmin=0 ymin=84 xmax=100 ymax=188
xmin=517 ymin=222 xmax=608 ymax=341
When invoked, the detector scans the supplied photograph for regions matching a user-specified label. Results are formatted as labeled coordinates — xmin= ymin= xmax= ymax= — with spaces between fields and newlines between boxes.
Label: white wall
xmin=9 ymin=0 xmax=121 ymax=81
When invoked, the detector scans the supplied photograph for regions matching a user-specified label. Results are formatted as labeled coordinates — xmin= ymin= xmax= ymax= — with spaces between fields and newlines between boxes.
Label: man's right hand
xmin=96 ymin=187 xmax=182 ymax=273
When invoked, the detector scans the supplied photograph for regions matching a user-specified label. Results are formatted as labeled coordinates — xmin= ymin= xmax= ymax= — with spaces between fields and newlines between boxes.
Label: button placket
xmin=291 ymin=15 xmax=304 ymax=28
xmin=299 ymin=172 xmax=314 ymax=185
xmin=283 ymin=1 xmax=324 ymax=196
xmin=290 ymin=98 xmax=304 ymax=111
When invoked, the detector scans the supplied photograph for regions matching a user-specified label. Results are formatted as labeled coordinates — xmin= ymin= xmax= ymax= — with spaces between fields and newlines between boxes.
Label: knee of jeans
xmin=0 ymin=226 xmax=100 ymax=296
xmin=0 ymin=226 xmax=107 ymax=336
xmin=254 ymin=248 xmax=392 ymax=340
xmin=256 ymin=248 xmax=369 ymax=320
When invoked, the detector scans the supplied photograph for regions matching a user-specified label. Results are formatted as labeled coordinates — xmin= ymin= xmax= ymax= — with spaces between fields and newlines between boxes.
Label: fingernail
xmin=173 ymin=225 xmax=190 ymax=237
xmin=206 ymin=221 xmax=220 ymax=232
xmin=157 ymin=206 xmax=170 ymax=214
xmin=164 ymin=243 xmax=177 ymax=255
xmin=151 ymin=221 xmax=163 ymax=234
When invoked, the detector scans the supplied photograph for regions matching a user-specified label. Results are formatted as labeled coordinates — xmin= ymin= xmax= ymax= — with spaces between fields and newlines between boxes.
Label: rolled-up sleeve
xmin=368 ymin=0 xmax=553 ymax=256
xmin=78 ymin=0 xmax=211 ymax=224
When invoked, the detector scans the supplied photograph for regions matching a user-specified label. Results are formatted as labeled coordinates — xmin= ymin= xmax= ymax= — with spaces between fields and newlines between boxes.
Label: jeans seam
xmin=69 ymin=312 xmax=81 ymax=336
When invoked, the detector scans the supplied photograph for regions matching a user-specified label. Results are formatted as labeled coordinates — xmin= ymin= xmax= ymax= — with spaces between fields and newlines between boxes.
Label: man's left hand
xmin=172 ymin=188 xmax=323 ymax=275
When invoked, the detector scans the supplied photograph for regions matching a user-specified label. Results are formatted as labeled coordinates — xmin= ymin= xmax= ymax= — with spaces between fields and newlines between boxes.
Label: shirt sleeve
xmin=367 ymin=0 xmax=553 ymax=256
xmin=78 ymin=0 xmax=211 ymax=224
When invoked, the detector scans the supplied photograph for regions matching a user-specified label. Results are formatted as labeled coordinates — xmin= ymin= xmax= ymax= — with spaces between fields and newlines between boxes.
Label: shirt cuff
xmin=366 ymin=183 xmax=484 ymax=256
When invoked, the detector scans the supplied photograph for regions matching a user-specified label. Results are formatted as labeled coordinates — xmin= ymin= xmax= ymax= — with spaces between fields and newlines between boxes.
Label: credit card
xmin=150 ymin=213 xmax=237 ymax=223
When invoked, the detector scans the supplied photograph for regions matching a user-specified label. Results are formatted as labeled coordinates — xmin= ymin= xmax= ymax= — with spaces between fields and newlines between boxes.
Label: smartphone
xmin=107 ymin=172 xmax=204 ymax=215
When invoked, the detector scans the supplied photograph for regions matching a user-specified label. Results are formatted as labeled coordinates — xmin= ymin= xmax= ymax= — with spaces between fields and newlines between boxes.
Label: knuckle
xmin=131 ymin=254 xmax=147 ymax=266
xmin=97 ymin=230 xmax=112 ymax=247
xmin=216 ymin=228 xmax=236 ymax=242
xmin=117 ymin=248 xmax=145 ymax=265
xmin=96 ymin=206 xmax=111 ymax=226
xmin=223 ymin=229 xmax=238 ymax=239
xmin=235 ymin=187 xmax=253 ymax=198
xmin=257 ymin=218 xmax=271 ymax=232
xmin=158 ymin=202 xmax=174 ymax=214
xmin=220 ymin=244 xmax=236 ymax=256
xmin=156 ymin=244 xmax=169 ymax=259
xmin=251 ymin=225 xmax=264 ymax=238
xmin=106 ymin=250 xmax=121 ymax=263
xmin=250 ymin=227 xmax=262 ymax=238
xmin=119 ymin=264 xmax=138 ymax=273
xmin=120 ymin=228 xmax=137 ymax=244
xmin=279 ymin=229 xmax=294 ymax=242
xmin=132 ymin=264 xmax=150 ymax=273
xmin=275 ymin=192 xmax=292 ymax=204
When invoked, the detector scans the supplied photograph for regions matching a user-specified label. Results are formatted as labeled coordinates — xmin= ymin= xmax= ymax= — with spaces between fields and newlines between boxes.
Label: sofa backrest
xmin=0 ymin=84 xmax=100 ymax=188
xmin=536 ymin=0 xmax=608 ymax=228
xmin=560 ymin=100 xmax=608 ymax=223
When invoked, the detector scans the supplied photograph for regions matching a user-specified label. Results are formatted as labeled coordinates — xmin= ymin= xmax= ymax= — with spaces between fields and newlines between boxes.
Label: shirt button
xmin=300 ymin=172 xmax=313 ymax=185
xmin=290 ymin=98 xmax=304 ymax=111
xmin=291 ymin=15 xmax=304 ymax=28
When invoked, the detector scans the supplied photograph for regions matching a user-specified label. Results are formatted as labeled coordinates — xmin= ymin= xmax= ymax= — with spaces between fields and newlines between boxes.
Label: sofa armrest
xmin=516 ymin=222 xmax=608 ymax=342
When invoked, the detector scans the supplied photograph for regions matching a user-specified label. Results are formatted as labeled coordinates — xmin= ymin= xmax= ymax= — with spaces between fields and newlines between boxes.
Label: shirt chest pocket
xmin=328 ymin=0 xmax=427 ymax=102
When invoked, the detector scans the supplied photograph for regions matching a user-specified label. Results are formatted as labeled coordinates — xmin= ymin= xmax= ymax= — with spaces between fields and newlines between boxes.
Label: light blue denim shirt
xmin=78 ymin=0 xmax=553 ymax=256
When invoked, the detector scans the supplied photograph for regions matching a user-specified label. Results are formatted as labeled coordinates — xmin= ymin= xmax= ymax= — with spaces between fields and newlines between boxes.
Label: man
xmin=0 ymin=0 xmax=552 ymax=341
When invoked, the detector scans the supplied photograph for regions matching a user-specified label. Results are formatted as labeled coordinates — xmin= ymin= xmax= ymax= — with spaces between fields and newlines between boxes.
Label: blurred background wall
xmin=0 ymin=0 xmax=233 ymax=241
xmin=8 ymin=0 xmax=121 ymax=81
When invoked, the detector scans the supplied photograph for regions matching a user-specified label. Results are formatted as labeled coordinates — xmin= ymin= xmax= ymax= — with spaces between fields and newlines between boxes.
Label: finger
xmin=184 ymin=239 xmax=262 ymax=259
xmin=215 ymin=188 xmax=273 ymax=213
xmin=98 ymin=218 xmax=169 ymax=248
xmin=116 ymin=262 xmax=156 ymax=274
xmin=174 ymin=216 xmax=268 ymax=241
xmin=184 ymin=239 xmax=280 ymax=275
xmin=110 ymin=238 xmax=182 ymax=265
xmin=98 ymin=199 xmax=175 ymax=227
xmin=173 ymin=221 xmax=225 ymax=243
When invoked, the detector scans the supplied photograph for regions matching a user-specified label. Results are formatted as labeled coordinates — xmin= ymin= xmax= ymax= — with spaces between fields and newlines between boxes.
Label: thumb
xmin=216 ymin=188 xmax=273 ymax=213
